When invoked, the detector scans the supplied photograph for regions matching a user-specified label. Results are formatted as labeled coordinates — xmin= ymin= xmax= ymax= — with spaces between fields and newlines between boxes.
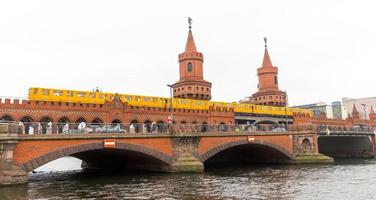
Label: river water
xmin=1 ymin=157 xmax=376 ymax=200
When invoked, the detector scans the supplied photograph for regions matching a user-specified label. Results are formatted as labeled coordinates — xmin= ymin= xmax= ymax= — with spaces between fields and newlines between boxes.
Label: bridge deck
xmin=1 ymin=131 xmax=314 ymax=141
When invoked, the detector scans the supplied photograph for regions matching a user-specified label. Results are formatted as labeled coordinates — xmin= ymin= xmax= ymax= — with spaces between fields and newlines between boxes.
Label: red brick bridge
xmin=1 ymin=124 xmax=333 ymax=186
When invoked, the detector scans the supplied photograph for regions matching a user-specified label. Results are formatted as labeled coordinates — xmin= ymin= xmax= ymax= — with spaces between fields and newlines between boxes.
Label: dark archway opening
xmin=201 ymin=122 xmax=208 ymax=132
xmin=143 ymin=120 xmax=152 ymax=133
xmin=75 ymin=117 xmax=87 ymax=124
xmin=156 ymin=120 xmax=164 ymax=133
xmin=219 ymin=122 xmax=227 ymax=132
xmin=20 ymin=116 xmax=34 ymax=134
xmin=112 ymin=119 xmax=122 ymax=124
xmin=92 ymin=118 xmax=103 ymax=125
xmin=318 ymin=136 xmax=374 ymax=158
xmin=58 ymin=117 xmax=70 ymax=133
xmin=39 ymin=117 xmax=53 ymax=134
xmin=130 ymin=120 xmax=140 ymax=133
xmin=0 ymin=115 xmax=14 ymax=122
xmin=71 ymin=149 xmax=170 ymax=172
xmin=204 ymin=144 xmax=292 ymax=169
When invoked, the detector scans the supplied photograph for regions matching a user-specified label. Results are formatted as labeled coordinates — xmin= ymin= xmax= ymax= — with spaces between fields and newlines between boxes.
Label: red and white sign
xmin=248 ymin=136 xmax=255 ymax=143
xmin=168 ymin=115 xmax=173 ymax=124
xmin=104 ymin=139 xmax=116 ymax=148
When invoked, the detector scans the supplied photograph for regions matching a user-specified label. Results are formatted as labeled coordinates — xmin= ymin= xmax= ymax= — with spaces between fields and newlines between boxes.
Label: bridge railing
xmin=315 ymin=125 xmax=375 ymax=135
xmin=0 ymin=121 xmax=317 ymax=135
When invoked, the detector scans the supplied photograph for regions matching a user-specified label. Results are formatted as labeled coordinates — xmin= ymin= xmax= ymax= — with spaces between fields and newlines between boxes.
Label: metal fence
xmin=0 ymin=121 xmax=307 ymax=135
xmin=316 ymin=124 xmax=375 ymax=135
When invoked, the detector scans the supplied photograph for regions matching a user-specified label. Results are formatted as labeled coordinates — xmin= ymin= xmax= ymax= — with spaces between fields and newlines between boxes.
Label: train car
xmin=28 ymin=87 xmax=312 ymax=117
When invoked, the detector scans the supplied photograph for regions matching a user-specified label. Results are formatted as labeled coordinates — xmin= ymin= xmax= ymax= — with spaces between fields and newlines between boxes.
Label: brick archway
xmin=200 ymin=139 xmax=294 ymax=162
xmin=20 ymin=142 xmax=173 ymax=172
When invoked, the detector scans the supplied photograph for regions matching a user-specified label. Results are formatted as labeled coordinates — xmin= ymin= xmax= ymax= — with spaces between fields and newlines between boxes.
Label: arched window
xmin=274 ymin=76 xmax=278 ymax=85
xmin=187 ymin=62 xmax=193 ymax=72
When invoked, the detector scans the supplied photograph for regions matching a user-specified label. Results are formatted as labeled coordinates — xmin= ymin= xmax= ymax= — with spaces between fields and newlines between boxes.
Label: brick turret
xmin=251 ymin=38 xmax=286 ymax=106
xmin=172 ymin=18 xmax=212 ymax=100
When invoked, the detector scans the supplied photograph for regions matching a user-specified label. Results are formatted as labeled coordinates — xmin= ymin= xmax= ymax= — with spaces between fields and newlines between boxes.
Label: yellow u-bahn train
xmin=28 ymin=87 xmax=312 ymax=117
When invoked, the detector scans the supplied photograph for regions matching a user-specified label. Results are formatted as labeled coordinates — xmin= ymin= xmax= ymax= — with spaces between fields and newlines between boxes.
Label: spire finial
xmin=188 ymin=17 xmax=192 ymax=30
xmin=264 ymin=37 xmax=267 ymax=48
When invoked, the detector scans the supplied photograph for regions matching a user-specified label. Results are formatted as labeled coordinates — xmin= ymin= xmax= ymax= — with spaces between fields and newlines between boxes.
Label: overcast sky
xmin=0 ymin=0 xmax=375 ymax=106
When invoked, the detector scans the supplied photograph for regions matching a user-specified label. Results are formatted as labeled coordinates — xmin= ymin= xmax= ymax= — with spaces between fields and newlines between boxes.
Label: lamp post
xmin=361 ymin=104 xmax=367 ymax=120
xmin=284 ymin=91 xmax=288 ymax=129
xmin=167 ymin=84 xmax=173 ymax=133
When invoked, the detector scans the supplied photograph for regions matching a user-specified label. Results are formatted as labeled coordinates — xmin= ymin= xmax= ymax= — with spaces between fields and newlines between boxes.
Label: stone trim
xmin=200 ymin=139 xmax=294 ymax=162
xmin=21 ymin=142 xmax=172 ymax=172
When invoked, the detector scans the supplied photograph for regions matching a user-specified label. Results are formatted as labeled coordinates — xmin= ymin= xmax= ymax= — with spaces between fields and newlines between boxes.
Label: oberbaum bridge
xmin=1 ymin=20 xmax=376 ymax=186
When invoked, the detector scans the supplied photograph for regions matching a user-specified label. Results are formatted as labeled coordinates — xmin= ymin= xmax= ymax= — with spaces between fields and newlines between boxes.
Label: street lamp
xmin=167 ymin=84 xmax=173 ymax=132
xmin=284 ymin=91 xmax=288 ymax=128
xmin=361 ymin=104 xmax=367 ymax=120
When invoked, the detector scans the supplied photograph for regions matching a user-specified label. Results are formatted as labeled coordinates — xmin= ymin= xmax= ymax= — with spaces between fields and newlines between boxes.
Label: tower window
xmin=187 ymin=62 xmax=193 ymax=72
xmin=274 ymin=76 xmax=278 ymax=85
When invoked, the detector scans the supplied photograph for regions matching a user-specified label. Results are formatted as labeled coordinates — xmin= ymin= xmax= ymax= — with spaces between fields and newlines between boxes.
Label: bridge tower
xmin=251 ymin=38 xmax=286 ymax=106
xmin=172 ymin=18 xmax=212 ymax=100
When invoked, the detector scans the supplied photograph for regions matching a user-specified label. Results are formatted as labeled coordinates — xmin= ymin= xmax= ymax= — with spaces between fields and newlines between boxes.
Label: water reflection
xmin=1 ymin=158 xmax=376 ymax=199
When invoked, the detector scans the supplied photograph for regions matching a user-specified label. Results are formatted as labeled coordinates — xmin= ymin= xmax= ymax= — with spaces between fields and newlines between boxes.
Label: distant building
xmin=342 ymin=97 xmax=376 ymax=119
xmin=331 ymin=101 xmax=347 ymax=120
xmin=294 ymin=102 xmax=333 ymax=118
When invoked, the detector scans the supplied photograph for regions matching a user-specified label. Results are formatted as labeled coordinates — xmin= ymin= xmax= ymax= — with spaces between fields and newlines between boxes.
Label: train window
xmin=66 ymin=91 xmax=73 ymax=97
xmin=196 ymin=101 xmax=201 ymax=106
xmin=181 ymin=99 xmax=187 ymax=104
xmin=33 ymin=88 xmax=38 ymax=94
xmin=153 ymin=98 xmax=158 ymax=102
xmin=53 ymin=90 xmax=63 ymax=96
xmin=126 ymin=96 xmax=132 ymax=101
xmin=136 ymin=97 xmax=141 ymax=102
xmin=77 ymin=92 xmax=86 ymax=98
xmin=90 ymin=93 xmax=96 ymax=98
xmin=42 ymin=89 xmax=49 ymax=95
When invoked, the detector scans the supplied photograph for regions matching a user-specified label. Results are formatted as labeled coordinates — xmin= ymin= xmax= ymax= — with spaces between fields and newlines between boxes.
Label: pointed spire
xmin=185 ymin=17 xmax=197 ymax=52
xmin=262 ymin=37 xmax=273 ymax=67
xmin=351 ymin=104 xmax=360 ymax=119
xmin=352 ymin=104 xmax=358 ymax=113
xmin=370 ymin=106 xmax=375 ymax=114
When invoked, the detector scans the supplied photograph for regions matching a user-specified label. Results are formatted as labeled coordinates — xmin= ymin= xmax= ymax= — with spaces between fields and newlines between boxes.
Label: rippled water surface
xmin=1 ymin=158 xmax=376 ymax=199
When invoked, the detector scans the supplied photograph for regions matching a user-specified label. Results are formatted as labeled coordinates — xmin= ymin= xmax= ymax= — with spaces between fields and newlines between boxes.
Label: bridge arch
xmin=92 ymin=118 xmax=103 ymax=124
xmin=253 ymin=120 xmax=279 ymax=125
xmin=0 ymin=114 xmax=15 ymax=122
xmin=201 ymin=139 xmax=294 ymax=165
xmin=75 ymin=117 xmax=87 ymax=123
xmin=20 ymin=142 xmax=173 ymax=173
